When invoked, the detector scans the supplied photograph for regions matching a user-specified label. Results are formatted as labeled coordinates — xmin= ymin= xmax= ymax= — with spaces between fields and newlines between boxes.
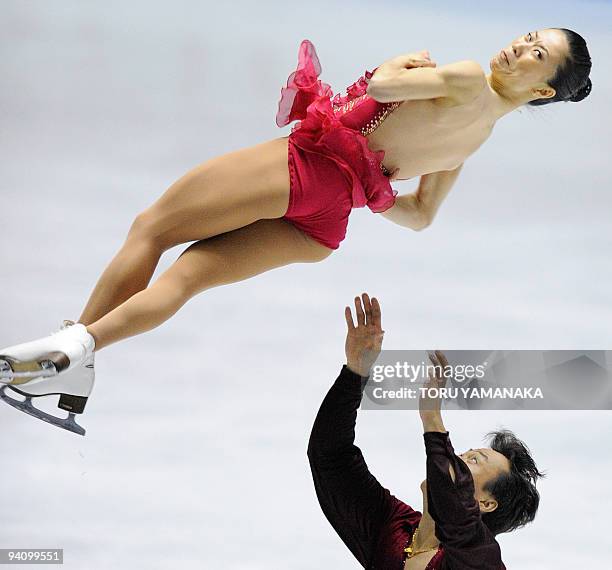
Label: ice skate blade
xmin=0 ymin=386 xmax=86 ymax=436
xmin=0 ymin=353 xmax=68 ymax=383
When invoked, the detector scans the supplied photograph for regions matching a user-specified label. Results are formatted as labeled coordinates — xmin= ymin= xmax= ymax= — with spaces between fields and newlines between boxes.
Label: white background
xmin=1 ymin=1 xmax=610 ymax=568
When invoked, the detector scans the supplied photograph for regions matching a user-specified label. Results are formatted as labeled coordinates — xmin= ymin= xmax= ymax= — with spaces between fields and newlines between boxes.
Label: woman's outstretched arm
xmin=379 ymin=163 xmax=463 ymax=230
xmin=366 ymin=56 xmax=486 ymax=103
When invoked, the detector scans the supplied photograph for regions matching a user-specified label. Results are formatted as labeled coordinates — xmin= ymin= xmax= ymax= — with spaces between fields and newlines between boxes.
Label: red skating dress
xmin=276 ymin=39 xmax=401 ymax=250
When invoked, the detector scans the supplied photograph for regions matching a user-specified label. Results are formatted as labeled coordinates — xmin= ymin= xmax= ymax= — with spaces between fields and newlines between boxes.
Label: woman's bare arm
xmin=379 ymin=164 xmax=463 ymax=230
xmin=366 ymin=58 xmax=485 ymax=103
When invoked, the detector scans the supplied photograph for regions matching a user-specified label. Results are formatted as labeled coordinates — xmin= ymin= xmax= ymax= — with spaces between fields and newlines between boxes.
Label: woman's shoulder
xmin=438 ymin=60 xmax=486 ymax=83
xmin=435 ymin=60 xmax=487 ymax=103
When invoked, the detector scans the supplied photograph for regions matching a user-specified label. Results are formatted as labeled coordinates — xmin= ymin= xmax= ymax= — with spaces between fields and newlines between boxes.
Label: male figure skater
xmin=308 ymin=293 xmax=543 ymax=569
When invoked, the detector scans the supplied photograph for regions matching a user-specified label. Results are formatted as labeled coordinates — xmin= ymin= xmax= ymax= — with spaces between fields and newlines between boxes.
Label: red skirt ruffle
xmin=276 ymin=39 xmax=397 ymax=213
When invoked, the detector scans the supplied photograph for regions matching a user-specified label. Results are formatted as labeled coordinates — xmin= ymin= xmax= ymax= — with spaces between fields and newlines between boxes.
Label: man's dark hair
xmin=529 ymin=28 xmax=592 ymax=106
xmin=481 ymin=429 xmax=545 ymax=535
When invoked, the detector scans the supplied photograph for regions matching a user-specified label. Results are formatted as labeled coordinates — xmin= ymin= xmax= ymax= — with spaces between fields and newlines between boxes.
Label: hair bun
xmin=570 ymin=77 xmax=592 ymax=102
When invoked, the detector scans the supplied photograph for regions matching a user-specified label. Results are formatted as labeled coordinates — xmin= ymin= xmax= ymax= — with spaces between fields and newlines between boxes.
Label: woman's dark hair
xmin=529 ymin=28 xmax=592 ymax=106
xmin=481 ymin=429 xmax=545 ymax=535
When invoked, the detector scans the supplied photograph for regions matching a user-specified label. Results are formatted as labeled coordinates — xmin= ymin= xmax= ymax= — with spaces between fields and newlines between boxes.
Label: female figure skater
xmin=0 ymin=28 xmax=592 ymax=434
xmin=309 ymin=292 xmax=543 ymax=569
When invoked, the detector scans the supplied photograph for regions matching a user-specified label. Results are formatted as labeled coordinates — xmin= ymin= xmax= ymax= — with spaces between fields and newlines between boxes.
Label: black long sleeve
xmin=308 ymin=364 xmax=369 ymax=457
xmin=424 ymin=431 xmax=504 ymax=568
xmin=308 ymin=367 xmax=504 ymax=569
xmin=307 ymin=365 xmax=401 ymax=568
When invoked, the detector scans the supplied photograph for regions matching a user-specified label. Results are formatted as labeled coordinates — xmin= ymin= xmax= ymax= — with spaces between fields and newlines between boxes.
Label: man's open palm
xmin=344 ymin=293 xmax=385 ymax=377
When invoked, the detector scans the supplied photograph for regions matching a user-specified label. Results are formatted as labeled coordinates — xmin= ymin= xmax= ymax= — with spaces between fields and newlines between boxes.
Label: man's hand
xmin=419 ymin=350 xmax=449 ymax=433
xmin=344 ymin=293 xmax=385 ymax=377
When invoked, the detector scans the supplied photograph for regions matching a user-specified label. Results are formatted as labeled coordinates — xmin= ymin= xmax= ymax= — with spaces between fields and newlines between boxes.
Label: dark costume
xmin=308 ymin=365 xmax=506 ymax=569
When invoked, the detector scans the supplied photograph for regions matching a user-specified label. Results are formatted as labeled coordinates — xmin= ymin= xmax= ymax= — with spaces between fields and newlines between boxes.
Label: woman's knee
xmin=126 ymin=208 xmax=173 ymax=252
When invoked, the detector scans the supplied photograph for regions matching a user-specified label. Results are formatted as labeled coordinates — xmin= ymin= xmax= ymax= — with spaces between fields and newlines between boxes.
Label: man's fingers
xmin=362 ymin=293 xmax=371 ymax=324
xmin=428 ymin=351 xmax=439 ymax=367
xmin=355 ymin=296 xmax=366 ymax=326
xmin=428 ymin=351 xmax=445 ymax=383
xmin=371 ymin=297 xmax=382 ymax=329
xmin=435 ymin=350 xmax=449 ymax=368
xmin=345 ymin=306 xmax=355 ymax=330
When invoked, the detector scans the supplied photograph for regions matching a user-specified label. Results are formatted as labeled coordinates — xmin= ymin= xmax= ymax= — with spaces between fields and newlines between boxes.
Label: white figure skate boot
xmin=0 ymin=322 xmax=95 ymax=382
xmin=0 ymin=321 xmax=96 ymax=435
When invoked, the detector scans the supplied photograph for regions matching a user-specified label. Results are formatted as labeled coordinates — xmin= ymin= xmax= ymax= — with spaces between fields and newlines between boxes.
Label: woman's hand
xmin=344 ymin=293 xmax=385 ymax=377
xmin=396 ymin=49 xmax=436 ymax=70
xmin=366 ymin=50 xmax=436 ymax=86
xmin=386 ymin=167 xmax=401 ymax=182
xmin=419 ymin=350 xmax=449 ymax=432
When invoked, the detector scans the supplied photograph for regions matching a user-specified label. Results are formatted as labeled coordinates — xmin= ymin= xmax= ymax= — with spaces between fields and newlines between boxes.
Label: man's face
xmin=420 ymin=447 xmax=511 ymax=514
xmin=459 ymin=447 xmax=511 ymax=513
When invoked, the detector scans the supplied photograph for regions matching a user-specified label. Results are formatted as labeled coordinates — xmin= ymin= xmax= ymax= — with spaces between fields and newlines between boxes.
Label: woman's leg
xmin=77 ymin=136 xmax=293 ymax=326
xmin=86 ymin=218 xmax=332 ymax=351
xmin=76 ymin=230 xmax=165 ymax=326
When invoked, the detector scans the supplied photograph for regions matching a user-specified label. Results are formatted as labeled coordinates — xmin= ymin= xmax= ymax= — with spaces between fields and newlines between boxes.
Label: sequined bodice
xmin=333 ymin=94 xmax=402 ymax=135
xmin=332 ymin=93 xmax=403 ymax=175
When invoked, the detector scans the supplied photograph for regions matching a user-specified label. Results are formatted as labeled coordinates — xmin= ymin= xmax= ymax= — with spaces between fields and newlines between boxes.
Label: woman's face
xmin=489 ymin=28 xmax=570 ymax=101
